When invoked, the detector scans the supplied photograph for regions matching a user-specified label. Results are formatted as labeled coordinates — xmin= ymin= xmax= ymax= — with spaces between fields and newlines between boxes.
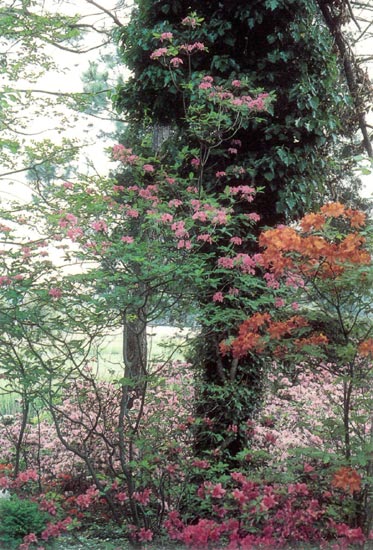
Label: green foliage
xmin=115 ymin=0 xmax=358 ymax=219
xmin=0 ymin=495 xmax=50 ymax=547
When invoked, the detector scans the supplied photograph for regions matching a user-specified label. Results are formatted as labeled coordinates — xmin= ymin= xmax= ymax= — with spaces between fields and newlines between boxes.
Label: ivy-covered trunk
xmin=114 ymin=0 xmax=361 ymax=459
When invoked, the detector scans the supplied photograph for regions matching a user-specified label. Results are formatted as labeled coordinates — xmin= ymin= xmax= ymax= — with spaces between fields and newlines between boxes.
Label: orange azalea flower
xmin=259 ymin=227 xmax=301 ymax=252
xmin=238 ymin=312 xmax=271 ymax=334
xmin=345 ymin=208 xmax=366 ymax=228
xmin=300 ymin=212 xmax=326 ymax=232
xmin=232 ymin=332 xmax=264 ymax=358
xmin=268 ymin=316 xmax=308 ymax=339
xmin=320 ymin=202 xmax=345 ymax=218
xmin=358 ymin=338 xmax=373 ymax=357
xmin=331 ymin=467 xmax=361 ymax=494
xmin=295 ymin=333 xmax=328 ymax=349
xmin=302 ymin=235 xmax=329 ymax=257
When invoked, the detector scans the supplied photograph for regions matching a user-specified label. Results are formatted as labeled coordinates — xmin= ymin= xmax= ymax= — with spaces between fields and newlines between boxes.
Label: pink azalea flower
xmin=91 ymin=220 xmax=108 ymax=232
xmin=48 ymin=288 xmax=62 ymax=299
xmin=170 ymin=57 xmax=183 ymax=67
xmin=247 ymin=212 xmax=261 ymax=221
xmin=181 ymin=16 xmax=197 ymax=27
xmin=143 ymin=163 xmax=155 ymax=172
xmin=213 ymin=291 xmax=224 ymax=303
xmin=160 ymin=32 xmax=173 ymax=41
xmin=138 ymin=528 xmax=153 ymax=542
xmin=127 ymin=209 xmax=139 ymax=218
xmin=121 ymin=236 xmax=134 ymax=244
xmin=150 ymin=47 xmax=168 ymax=60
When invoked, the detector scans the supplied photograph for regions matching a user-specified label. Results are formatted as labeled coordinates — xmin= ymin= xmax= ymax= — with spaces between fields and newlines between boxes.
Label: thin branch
xmin=84 ymin=0 xmax=124 ymax=28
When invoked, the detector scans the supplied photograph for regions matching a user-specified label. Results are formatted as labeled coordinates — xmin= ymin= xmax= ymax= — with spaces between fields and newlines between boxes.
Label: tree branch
xmin=84 ymin=0 xmax=124 ymax=28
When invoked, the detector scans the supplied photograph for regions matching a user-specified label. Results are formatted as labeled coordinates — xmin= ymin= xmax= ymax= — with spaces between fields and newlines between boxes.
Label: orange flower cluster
xmin=301 ymin=202 xmax=366 ymax=232
xmin=267 ymin=316 xmax=308 ymax=339
xmin=331 ymin=467 xmax=361 ymax=495
xmin=295 ymin=333 xmax=329 ymax=349
xmin=358 ymin=338 xmax=373 ymax=358
xmin=259 ymin=203 xmax=370 ymax=280
xmin=225 ymin=312 xmax=271 ymax=358
xmin=221 ymin=314 xmax=310 ymax=359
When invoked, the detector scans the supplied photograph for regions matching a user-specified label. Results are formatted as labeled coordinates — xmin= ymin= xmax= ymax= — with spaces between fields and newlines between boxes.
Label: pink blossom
xmin=67 ymin=227 xmax=83 ymax=241
xmin=234 ymin=253 xmax=256 ymax=274
xmin=150 ymin=47 xmax=168 ymax=60
xmin=193 ymin=211 xmax=208 ymax=222
xmin=230 ymin=236 xmax=242 ymax=245
xmin=229 ymin=287 xmax=239 ymax=296
xmin=192 ymin=459 xmax=210 ymax=469
xmin=138 ymin=528 xmax=153 ymax=542
xmin=116 ymin=491 xmax=128 ymax=503
xmin=160 ymin=213 xmax=173 ymax=223
xmin=143 ymin=163 xmax=155 ymax=172
xmin=177 ymin=239 xmax=191 ymax=249
xmin=291 ymin=302 xmax=299 ymax=310
xmin=228 ymin=147 xmax=238 ymax=155
xmin=232 ymin=488 xmax=248 ymax=505
xmin=191 ymin=158 xmax=200 ymax=167
xmin=247 ymin=212 xmax=261 ymax=221
xmin=169 ymin=199 xmax=183 ymax=208
xmin=133 ymin=488 xmax=151 ymax=506
xmin=91 ymin=220 xmax=108 ymax=232
xmin=217 ymin=257 xmax=234 ymax=269
xmin=260 ymin=494 xmax=277 ymax=511
xmin=180 ymin=42 xmax=206 ymax=53
xmin=112 ymin=185 xmax=125 ymax=192
xmin=62 ymin=181 xmax=74 ymax=189
xmin=232 ymin=79 xmax=241 ymax=87
xmin=199 ymin=81 xmax=212 ymax=89
xmin=216 ymin=171 xmax=226 ymax=178
xmin=170 ymin=57 xmax=183 ymax=67
xmin=171 ymin=221 xmax=187 ymax=238
xmin=264 ymin=272 xmax=280 ymax=289
xmin=211 ymin=209 xmax=228 ymax=225
xmin=181 ymin=16 xmax=197 ymax=27
xmin=121 ymin=236 xmax=134 ymax=244
xmin=166 ymin=177 xmax=176 ymax=184
xmin=275 ymin=297 xmax=286 ymax=308
xmin=127 ymin=209 xmax=139 ymax=218
xmin=59 ymin=213 xmax=78 ymax=228
xmin=210 ymin=483 xmax=226 ymax=499
xmin=197 ymin=233 xmax=213 ymax=244
xmin=160 ymin=32 xmax=173 ymax=41
xmin=213 ymin=292 xmax=224 ymax=303
xmin=48 ymin=288 xmax=62 ymax=299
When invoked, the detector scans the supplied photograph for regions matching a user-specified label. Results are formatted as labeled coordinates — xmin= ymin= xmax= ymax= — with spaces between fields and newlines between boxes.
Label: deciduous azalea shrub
xmin=219 ymin=202 xmax=373 ymax=536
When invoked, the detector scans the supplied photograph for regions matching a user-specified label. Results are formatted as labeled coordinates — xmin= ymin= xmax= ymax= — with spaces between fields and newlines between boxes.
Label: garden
xmin=1 ymin=1 xmax=373 ymax=549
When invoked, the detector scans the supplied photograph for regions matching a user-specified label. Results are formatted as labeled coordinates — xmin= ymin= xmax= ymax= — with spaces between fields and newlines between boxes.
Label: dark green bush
xmin=0 ymin=495 xmax=49 ymax=548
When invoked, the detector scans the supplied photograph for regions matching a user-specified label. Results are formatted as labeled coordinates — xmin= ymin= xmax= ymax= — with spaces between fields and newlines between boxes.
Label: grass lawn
xmin=94 ymin=325 xmax=195 ymax=378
